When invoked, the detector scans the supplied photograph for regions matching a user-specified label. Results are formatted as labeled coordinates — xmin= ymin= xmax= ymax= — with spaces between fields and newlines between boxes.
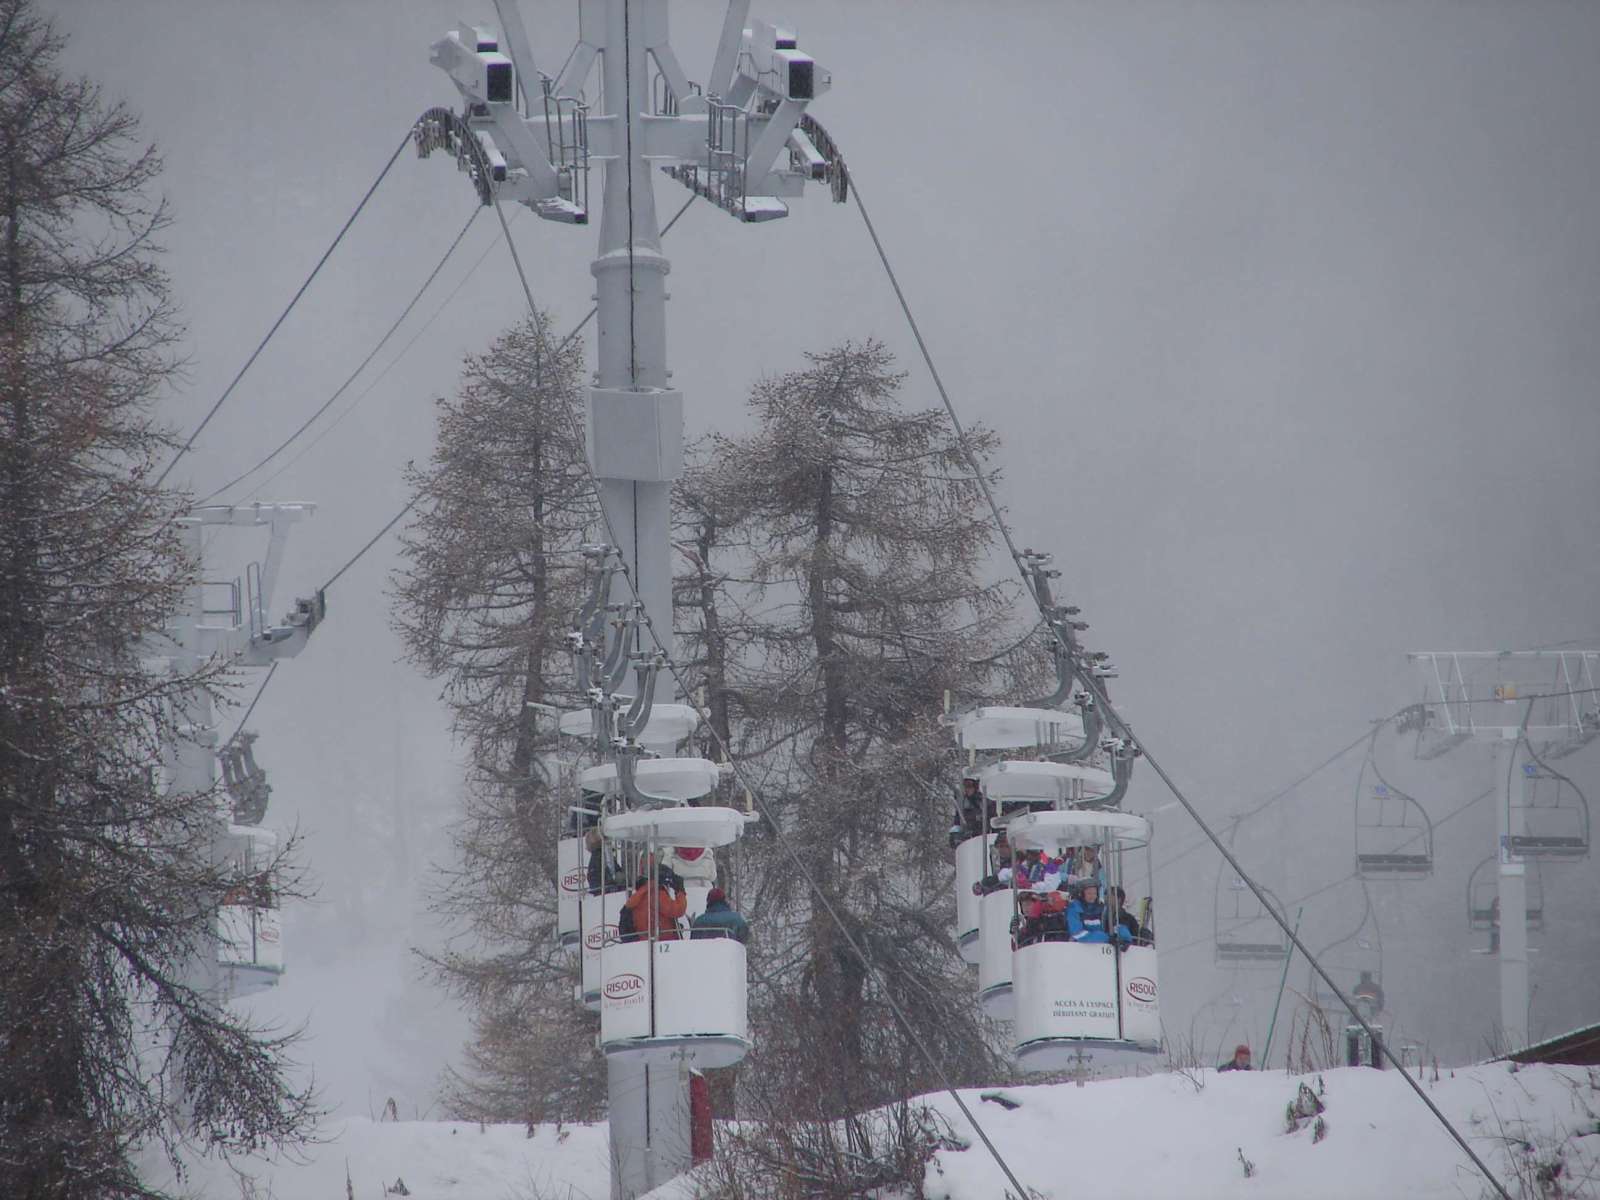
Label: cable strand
xmin=156 ymin=128 xmax=414 ymax=488
xmin=848 ymin=170 xmax=1512 ymax=1200
xmin=200 ymin=205 xmax=483 ymax=504
xmin=486 ymin=187 xmax=1036 ymax=1200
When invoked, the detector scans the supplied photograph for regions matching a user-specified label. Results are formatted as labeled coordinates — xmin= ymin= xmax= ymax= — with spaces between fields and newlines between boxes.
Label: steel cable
xmin=156 ymin=128 xmax=414 ymax=487
xmin=847 ymin=172 xmax=1513 ymax=1200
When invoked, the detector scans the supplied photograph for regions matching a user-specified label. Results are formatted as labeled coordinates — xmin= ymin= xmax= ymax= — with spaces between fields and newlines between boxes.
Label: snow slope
xmin=141 ymin=1062 xmax=1599 ymax=1199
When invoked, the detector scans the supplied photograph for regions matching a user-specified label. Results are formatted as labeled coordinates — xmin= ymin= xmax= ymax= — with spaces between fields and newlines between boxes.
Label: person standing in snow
xmin=689 ymin=887 xmax=750 ymax=944
xmin=1218 ymin=1044 xmax=1253 ymax=1071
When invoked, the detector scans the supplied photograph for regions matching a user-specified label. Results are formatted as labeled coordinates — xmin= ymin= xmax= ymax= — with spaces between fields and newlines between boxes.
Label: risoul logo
xmin=1126 ymin=976 xmax=1157 ymax=1004
xmin=560 ymin=869 xmax=584 ymax=893
xmin=585 ymin=924 xmax=619 ymax=950
xmin=604 ymin=973 xmax=644 ymax=1000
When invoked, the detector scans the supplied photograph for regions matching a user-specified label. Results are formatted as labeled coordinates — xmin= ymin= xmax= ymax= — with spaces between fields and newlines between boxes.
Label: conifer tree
xmin=680 ymin=341 xmax=1019 ymax=1120
xmin=391 ymin=313 xmax=603 ymax=1121
xmin=0 ymin=4 xmax=314 ymax=1193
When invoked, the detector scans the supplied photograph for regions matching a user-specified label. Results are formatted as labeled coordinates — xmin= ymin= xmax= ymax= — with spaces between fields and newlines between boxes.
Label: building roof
xmin=1503 ymin=1021 xmax=1600 ymax=1067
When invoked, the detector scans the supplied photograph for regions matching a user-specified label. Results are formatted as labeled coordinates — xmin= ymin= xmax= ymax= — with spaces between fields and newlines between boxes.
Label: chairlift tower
xmin=422 ymin=4 xmax=843 ymax=1197
xmin=1406 ymin=650 xmax=1599 ymax=1051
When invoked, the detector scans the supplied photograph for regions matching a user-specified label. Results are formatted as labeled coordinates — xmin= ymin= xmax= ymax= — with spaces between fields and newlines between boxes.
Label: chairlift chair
xmin=1354 ymin=771 xmax=1434 ymax=880
xmin=1509 ymin=760 xmax=1590 ymax=860
xmin=1467 ymin=856 xmax=1545 ymax=946
xmin=1214 ymin=872 xmax=1290 ymax=966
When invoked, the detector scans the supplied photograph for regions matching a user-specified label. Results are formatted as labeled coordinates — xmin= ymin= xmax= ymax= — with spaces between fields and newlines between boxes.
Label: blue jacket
xmin=1067 ymin=899 xmax=1130 ymax=944
xmin=690 ymin=898 xmax=750 ymax=944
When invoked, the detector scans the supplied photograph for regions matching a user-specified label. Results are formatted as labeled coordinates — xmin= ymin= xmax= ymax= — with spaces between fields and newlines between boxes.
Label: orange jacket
xmin=623 ymin=883 xmax=687 ymax=941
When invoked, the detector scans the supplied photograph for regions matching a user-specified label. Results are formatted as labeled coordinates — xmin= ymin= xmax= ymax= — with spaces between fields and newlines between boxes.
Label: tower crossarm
xmin=426 ymin=5 xmax=839 ymax=225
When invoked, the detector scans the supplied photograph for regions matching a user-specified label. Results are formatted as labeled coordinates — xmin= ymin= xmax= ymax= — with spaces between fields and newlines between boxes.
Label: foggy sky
xmin=53 ymin=0 xmax=1600 ymax=1108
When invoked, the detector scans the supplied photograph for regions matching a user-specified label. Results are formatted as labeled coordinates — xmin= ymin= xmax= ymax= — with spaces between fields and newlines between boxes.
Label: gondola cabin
xmin=217 ymin=824 xmax=283 ymax=999
xmin=1005 ymin=810 xmax=1159 ymax=1070
xmin=598 ymin=806 xmax=754 ymax=1069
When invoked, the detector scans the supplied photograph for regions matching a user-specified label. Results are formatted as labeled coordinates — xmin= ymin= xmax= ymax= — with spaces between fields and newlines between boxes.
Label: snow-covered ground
xmin=142 ymin=1060 xmax=1599 ymax=1199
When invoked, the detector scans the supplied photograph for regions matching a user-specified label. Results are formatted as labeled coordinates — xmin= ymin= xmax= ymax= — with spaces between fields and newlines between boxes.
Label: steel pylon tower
xmin=423 ymin=4 xmax=844 ymax=1195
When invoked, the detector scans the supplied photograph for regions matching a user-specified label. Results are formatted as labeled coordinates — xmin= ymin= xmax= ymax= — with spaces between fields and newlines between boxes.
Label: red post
xmin=690 ymin=1069 xmax=713 ymax=1164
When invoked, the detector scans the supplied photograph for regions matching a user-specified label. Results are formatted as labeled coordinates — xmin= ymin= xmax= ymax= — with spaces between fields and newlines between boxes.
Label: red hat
xmin=1234 ymin=1044 xmax=1251 ymax=1057
xmin=707 ymin=887 xmax=726 ymax=903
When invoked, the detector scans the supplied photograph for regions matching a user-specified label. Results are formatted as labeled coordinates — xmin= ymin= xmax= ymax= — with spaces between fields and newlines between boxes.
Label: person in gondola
xmin=690 ymin=887 xmax=750 ymax=944
xmin=1067 ymin=880 xmax=1129 ymax=946
xmin=949 ymin=776 xmax=985 ymax=848
xmin=1111 ymin=886 xmax=1151 ymax=947
xmin=585 ymin=826 xmax=626 ymax=895
xmin=622 ymin=866 xmax=687 ymax=941
xmin=1067 ymin=844 xmax=1106 ymax=892
xmin=1017 ymin=884 xmax=1068 ymax=946
xmin=971 ymin=834 xmax=1014 ymax=895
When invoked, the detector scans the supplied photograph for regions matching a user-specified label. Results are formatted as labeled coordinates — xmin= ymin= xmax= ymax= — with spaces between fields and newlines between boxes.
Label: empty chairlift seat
xmin=598 ymin=806 xmax=754 ymax=1068
xmin=1509 ymin=763 xmax=1590 ymax=860
xmin=1354 ymin=779 xmax=1434 ymax=880
xmin=1214 ymin=875 xmax=1290 ymax=966
xmin=1005 ymin=810 xmax=1159 ymax=1070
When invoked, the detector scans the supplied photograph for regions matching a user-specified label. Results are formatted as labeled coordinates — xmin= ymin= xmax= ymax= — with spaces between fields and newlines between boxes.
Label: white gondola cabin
xmin=1005 ymin=810 xmax=1159 ymax=1069
xmin=217 ymin=824 xmax=283 ymax=998
xmin=598 ymin=806 xmax=753 ymax=1068
xmin=955 ymin=832 xmax=998 ymax=963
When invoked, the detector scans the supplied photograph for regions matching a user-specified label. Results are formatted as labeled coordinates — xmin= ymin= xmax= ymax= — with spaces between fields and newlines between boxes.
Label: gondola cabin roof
xmin=580 ymin=757 xmax=720 ymax=801
xmin=1007 ymin=809 xmax=1151 ymax=851
xmin=559 ymin=702 xmax=700 ymax=748
xmin=602 ymin=804 xmax=754 ymax=848
xmin=953 ymin=705 xmax=1086 ymax=751
xmin=979 ymin=759 xmax=1116 ymax=803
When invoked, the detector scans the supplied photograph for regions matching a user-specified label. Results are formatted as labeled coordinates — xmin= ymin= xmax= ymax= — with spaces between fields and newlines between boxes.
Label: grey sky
xmin=54 ymin=0 xmax=1600 ymax=1102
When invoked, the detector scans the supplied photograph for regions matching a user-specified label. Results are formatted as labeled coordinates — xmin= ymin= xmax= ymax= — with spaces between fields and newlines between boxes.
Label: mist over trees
xmin=389 ymin=312 xmax=602 ymax=1122
xmin=0 ymin=2 xmax=314 ymax=1193
xmin=399 ymin=329 xmax=1052 ymax=1130
xmin=673 ymin=342 xmax=1024 ymax=1118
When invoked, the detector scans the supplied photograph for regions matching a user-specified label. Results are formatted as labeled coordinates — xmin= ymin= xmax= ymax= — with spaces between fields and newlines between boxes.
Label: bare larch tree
xmin=0 ymin=3 xmax=314 ymax=1194
xmin=678 ymin=341 xmax=1021 ymax=1130
xmin=390 ymin=312 xmax=603 ymax=1122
